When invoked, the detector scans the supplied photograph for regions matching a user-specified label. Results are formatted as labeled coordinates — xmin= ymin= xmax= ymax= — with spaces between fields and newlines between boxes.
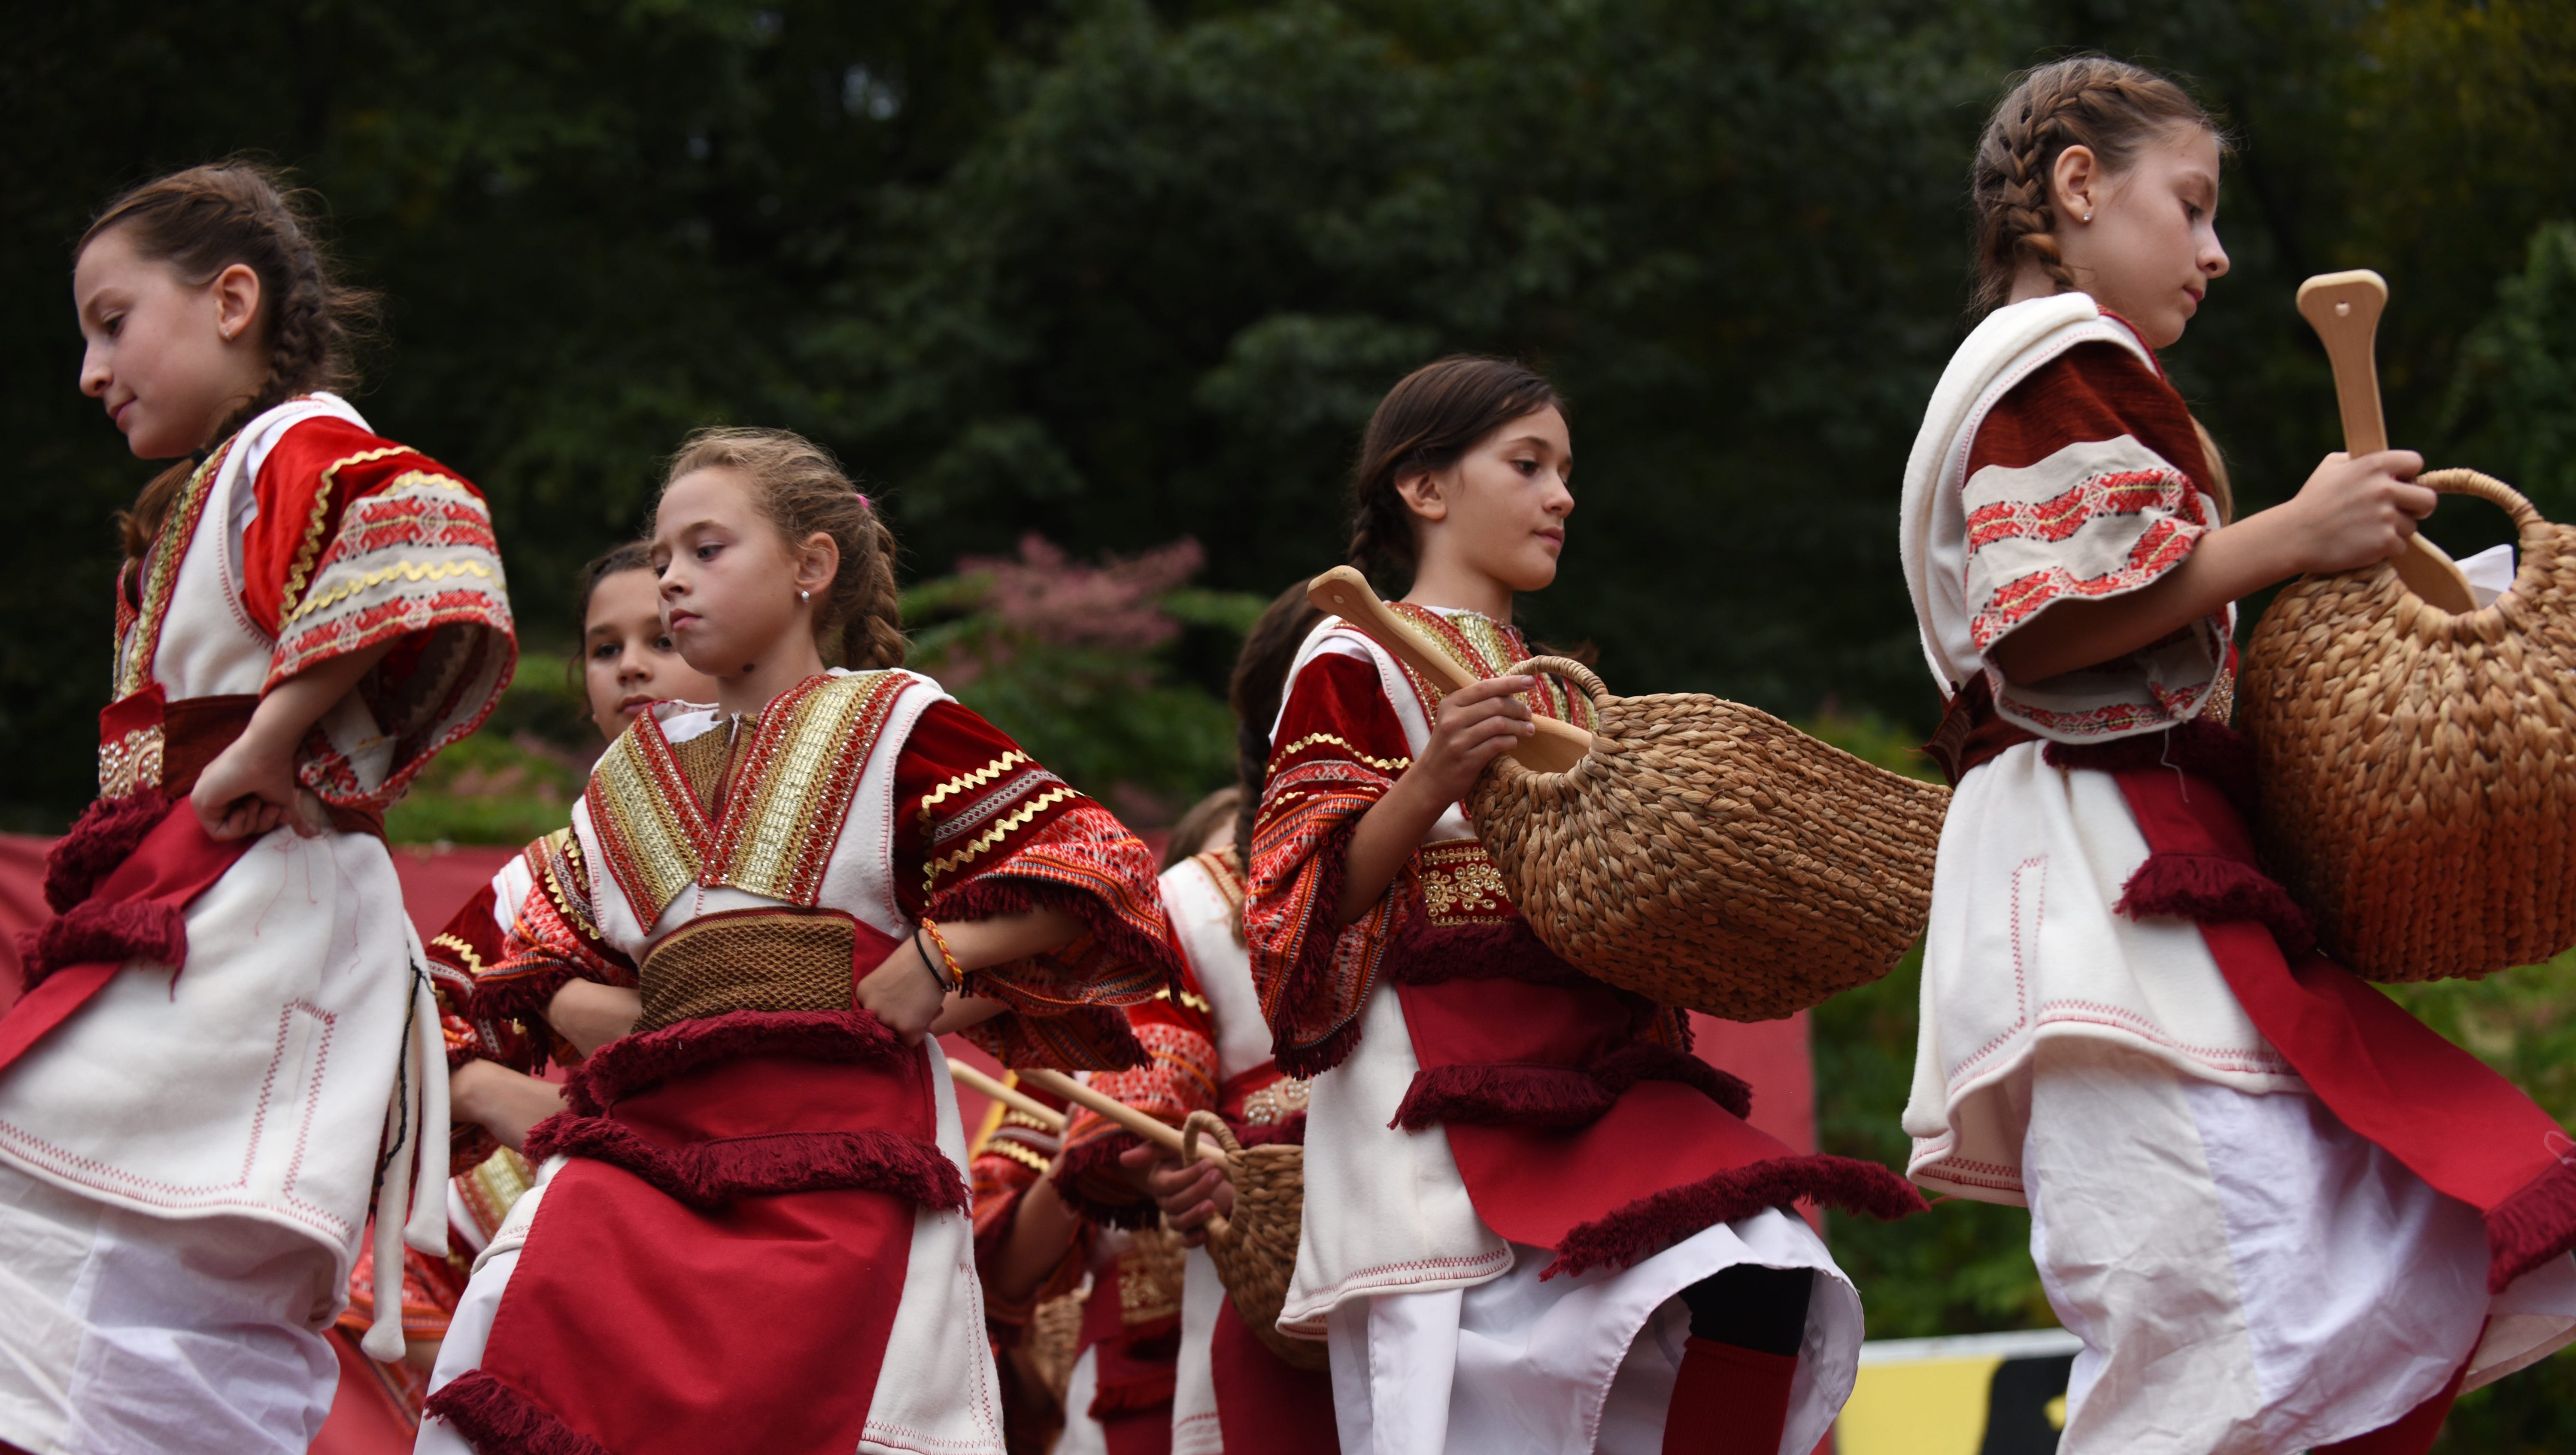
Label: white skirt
xmin=0 ymin=1163 xmax=340 ymax=1455
xmin=2025 ymin=1039 xmax=2576 ymax=1454
xmin=1323 ymin=1210 xmax=1860 ymax=1455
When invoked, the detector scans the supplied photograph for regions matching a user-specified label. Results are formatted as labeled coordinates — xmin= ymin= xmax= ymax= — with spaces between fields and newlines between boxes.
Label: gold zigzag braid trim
xmin=920 ymin=751 xmax=1032 ymax=824
xmin=924 ymin=786 xmax=1078 ymax=894
xmin=282 ymin=559 xmax=497 ymax=627
xmin=983 ymin=1139 xmax=1052 ymax=1175
xmin=430 ymin=932 xmax=488 ymax=975
xmin=1271 ymin=732 xmax=1411 ymax=773
xmin=282 ymin=446 xmax=412 ymax=620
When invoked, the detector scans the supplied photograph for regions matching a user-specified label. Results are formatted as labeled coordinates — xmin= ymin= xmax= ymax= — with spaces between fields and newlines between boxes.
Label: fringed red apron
xmin=1379 ymin=860 xmax=1924 ymax=1279
xmin=423 ymin=1001 xmax=965 ymax=1455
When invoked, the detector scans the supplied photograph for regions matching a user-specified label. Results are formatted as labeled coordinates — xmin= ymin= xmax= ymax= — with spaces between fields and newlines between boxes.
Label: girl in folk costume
xmin=0 ymin=163 xmax=515 ymax=1455
xmin=1249 ymin=358 xmax=1922 ymax=1455
xmin=322 ymin=542 xmax=728 ymax=1440
xmin=1899 ymin=58 xmax=2576 ymax=1455
xmin=418 ymin=428 xmax=1181 ymax=1455
xmin=1093 ymin=587 xmax=1343 ymax=1455
xmin=431 ymin=541 xmax=728 ymax=1169
xmin=968 ymin=791 xmax=1263 ymax=1455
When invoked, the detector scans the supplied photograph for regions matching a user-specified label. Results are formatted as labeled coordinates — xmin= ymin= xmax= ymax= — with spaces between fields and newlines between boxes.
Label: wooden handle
xmin=1304 ymin=566 xmax=1595 ymax=772
xmin=946 ymin=1058 xmax=1067 ymax=1133
xmin=1014 ymin=1067 xmax=1220 ymax=1163
xmin=2295 ymin=271 xmax=2478 ymax=612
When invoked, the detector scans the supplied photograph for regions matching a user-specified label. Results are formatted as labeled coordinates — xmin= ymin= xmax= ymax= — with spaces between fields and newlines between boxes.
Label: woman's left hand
xmin=857 ymin=937 xmax=952 ymax=1043
xmin=1118 ymin=1140 xmax=1235 ymax=1246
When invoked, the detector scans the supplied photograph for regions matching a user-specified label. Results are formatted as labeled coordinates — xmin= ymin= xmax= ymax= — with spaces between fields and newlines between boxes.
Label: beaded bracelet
xmin=920 ymin=917 xmax=969 ymax=994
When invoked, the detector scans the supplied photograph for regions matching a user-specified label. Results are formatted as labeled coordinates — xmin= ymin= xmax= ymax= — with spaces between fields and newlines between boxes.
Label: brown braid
xmin=662 ymin=427 xmax=908 ymax=671
xmin=1970 ymin=58 xmax=2225 ymax=313
xmin=80 ymin=161 xmax=381 ymax=559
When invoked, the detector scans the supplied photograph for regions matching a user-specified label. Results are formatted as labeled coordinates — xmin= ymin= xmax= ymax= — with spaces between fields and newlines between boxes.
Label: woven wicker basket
xmin=1467 ymin=657 xmax=1951 ymax=1021
xmin=1181 ymin=1111 xmax=1326 ymax=1371
xmin=2239 ymin=469 xmax=2576 ymax=981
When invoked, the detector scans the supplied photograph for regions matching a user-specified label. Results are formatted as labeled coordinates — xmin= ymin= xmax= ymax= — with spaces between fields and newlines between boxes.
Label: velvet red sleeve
xmin=239 ymin=414 xmax=516 ymax=811
xmin=890 ymin=700 xmax=1178 ymax=1070
xmin=1244 ymin=650 xmax=1417 ymax=1076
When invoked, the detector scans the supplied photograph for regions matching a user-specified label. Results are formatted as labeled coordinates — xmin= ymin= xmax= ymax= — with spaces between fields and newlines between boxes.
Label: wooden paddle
xmin=2296 ymin=270 xmax=2478 ymax=612
xmin=946 ymin=1058 xmax=1068 ymax=1133
xmin=1013 ymin=1067 xmax=1225 ymax=1166
xmin=1304 ymin=566 xmax=1593 ymax=772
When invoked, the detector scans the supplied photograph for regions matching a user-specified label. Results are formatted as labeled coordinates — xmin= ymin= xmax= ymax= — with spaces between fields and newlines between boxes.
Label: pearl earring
xmin=2083 ymin=210 xmax=2094 ymax=223
xmin=799 ymin=589 xmax=811 ymax=603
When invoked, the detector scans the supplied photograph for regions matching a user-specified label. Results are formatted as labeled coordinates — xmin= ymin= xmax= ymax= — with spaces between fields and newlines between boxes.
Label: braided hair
xmin=662 ymin=427 xmax=908 ymax=671
xmin=81 ymin=161 xmax=380 ymax=559
xmin=1346 ymin=356 xmax=1564 ymax=594
xmin=1970 ymin=58 xmax=2224 ymax=313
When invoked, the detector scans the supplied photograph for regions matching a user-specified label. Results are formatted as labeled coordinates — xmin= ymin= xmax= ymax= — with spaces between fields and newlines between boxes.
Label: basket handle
xmin=1504 ymin=655 xmax=1611 ymax=712
xmin=2421 ymin=468 xmax=2545 ymax=532
xmin=1179 ymin=1110 xmax=1243 ymax=1240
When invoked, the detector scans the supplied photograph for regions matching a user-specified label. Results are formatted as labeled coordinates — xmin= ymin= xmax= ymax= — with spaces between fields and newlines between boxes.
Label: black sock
xmin=1678 ymin=1265 xmax=1811 ymax=1358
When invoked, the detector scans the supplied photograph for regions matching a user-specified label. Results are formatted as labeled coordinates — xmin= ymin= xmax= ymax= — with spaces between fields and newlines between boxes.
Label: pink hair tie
xmin=856 ymin=493 xmax=871 ymax=509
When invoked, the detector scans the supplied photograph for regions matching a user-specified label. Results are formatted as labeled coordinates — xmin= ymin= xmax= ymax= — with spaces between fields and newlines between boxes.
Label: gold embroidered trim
xmin=589 ymin=725 xmax=709 ymax=920
xmin=282 ymin=558 xmax=497 ymax=627
xmin=1153 ymin=985 xmax=1215 ymax=1014
xmin=708 ymin=673 xmax=901 ymax=903
xmin=115 ymin=443 xmax=229 ymax=700
xmin=281 ymin=445 xmax=409 ymax=621
xmin=1417 ymin=840 xmax=1512 ymax=925
xmin=98 ymin=723 xmax=166 ymax=798
xmin=983 ymin=1139 xmax=1052 ymax=1174
xmin=924 ymin=785 xmax=1076 ymax=894
xmin=1271 ymin=732 xmax=1410 ymax=772
xmin=430 ymin=931 xmax=487 ymax=975
xmin=920 ymin=750 xmax=1031 ymax=823
xmin=1239 ymin=1076 xmax=1311 ymax=1127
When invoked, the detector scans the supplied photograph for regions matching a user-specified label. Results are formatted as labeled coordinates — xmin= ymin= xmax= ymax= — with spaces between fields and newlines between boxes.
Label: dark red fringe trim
xmin=1393 ymin=1064 xmax=1611 ymax=1130
xmin=928 ymin=875 xmax=1186 ymax=1007
xmin=2045 ymin=718 xmax=2259 ymax=818
xmin=1544 ymin=1155 xmax=1927 ymax=1279
xmin=464 ymin=963 xmax=588 ymax=1043
xmin=522 ymin=1113 xmax=967 ymax=1212
xmin=1089 ymin=1370 xmax=1178 ymax=1417
xmin=2487 ymin=1155 xmax=2576 ymax=1293
xmin=1241 ymin=1110 xmax=1307 ymax=1148
xmin=17 ymin=897 xmax=188 ymax=990
xmin=423 ymin=1369 xmax=611 ymax=1455
xmin=1593 ymin=1041 xmax=1754 ymax=1119
xmin=1391 ymin=1045 xmax=1754 ymax=1132
xmin=2115 ymin=852 xmax=2316 ymax=958
xmin=1050 ymin=1128 xmax=1161 ymax=1229
xmin=42 ymin=792 xmax=171 ymax=914
xmin=1384 ymin=908 xmax=1592 ymax=990
xmin=565 ymin=1008 xmax=907 ymax=1115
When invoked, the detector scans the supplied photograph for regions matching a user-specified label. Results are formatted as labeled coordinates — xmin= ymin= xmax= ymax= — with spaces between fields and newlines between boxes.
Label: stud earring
xmin=799 ymin=589 xmax=811 ymax=603
xmin=2082 ymin=210 xmax=2094 ymax=223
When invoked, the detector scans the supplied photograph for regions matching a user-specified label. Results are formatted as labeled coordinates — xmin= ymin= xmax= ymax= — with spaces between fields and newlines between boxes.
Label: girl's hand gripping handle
xmin=2297 ymin=272 xmax=2471 ymax=609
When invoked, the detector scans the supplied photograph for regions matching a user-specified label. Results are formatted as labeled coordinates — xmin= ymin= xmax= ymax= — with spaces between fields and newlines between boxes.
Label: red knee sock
xmin=2313 ymin=1363 xmax=2468 ymax=1455
xmin=1662 ymin=1336 xmax=1797 ymax=1455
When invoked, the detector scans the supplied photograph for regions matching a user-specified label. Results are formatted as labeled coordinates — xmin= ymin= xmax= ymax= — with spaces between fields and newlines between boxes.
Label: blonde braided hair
xmin=1970 ymin=58 xmax=2224 ymax=313
xmin=662 ymin=427 xmax=908 ymax=671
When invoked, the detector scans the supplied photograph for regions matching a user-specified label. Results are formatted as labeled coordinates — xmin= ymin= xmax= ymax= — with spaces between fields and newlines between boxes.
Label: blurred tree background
xmin=6 ymin=0 xmax=2576 ymax=1443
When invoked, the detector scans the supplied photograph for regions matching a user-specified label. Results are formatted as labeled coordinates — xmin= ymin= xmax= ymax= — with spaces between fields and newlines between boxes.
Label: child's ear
xmin=2051 ymin=144 xmax=2100 ymax=226
xmin=795 ymin=531 xmax=840 ymax=597
xmin=1395 ymin=466 xmax=1450 ymax=524
xmin=211 ymin=263 xmax=262 ymax=346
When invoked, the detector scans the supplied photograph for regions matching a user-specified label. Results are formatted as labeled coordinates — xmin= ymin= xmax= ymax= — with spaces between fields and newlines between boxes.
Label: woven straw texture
xmin=1181 ymin=1111 xmax=1326 ymax=1370
xmin=1468 ymin=658 xmax=1950 ymax=1021
xmin=635 ymin=911 xmax=855 ymax=1031
xmin=2239 ymin=469 xmax=2576 ymax=981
